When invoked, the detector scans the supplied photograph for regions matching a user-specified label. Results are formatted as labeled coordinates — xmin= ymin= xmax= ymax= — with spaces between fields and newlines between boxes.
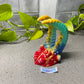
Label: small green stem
xmin=27 ymin=27 xmax=39 ymax=41
xmin=77 ymin=17 xmax=80 ymax=26
xmin=6 ymin=21 xmax=36 ymax=30
xmin=0 ymin=26 xmax=6 ymax=29
xmin=16 ymin=35 xmax=24 ymax=40
xmin=74 ymin=27 xmax=79 ymax=31
xmin=29 ymin=28 xmax=35 ymax=30
xmin=6 ymin=20 xmax=15 ymax=30
xmin=5 ymin=28 xmax=12 ymax=30
xmin=74 ymin=21 xmax=84 ymax=31
xmin=0 ymin=23 xmax=6 ymax=29
xmin=10 ymin=22 xmax=25 ymax=28
xmin=5 ymin=20 xmax=48 ymax=32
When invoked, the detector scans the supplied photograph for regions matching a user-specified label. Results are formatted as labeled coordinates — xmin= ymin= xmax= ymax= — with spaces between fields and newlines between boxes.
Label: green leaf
xmin=70 ymin=16 xmax=75 ymax=21
xmin=0 ymin=4 xmax=13 ymax=21
xmin=78 ymin=4 xmax=84 ymax=13
xmin=65 ymin=20 xmax=74 ymax=33
xmin=18 ymin=11 xmax=34 ymax=28
xmin=30 ymin=30 xmax=43 ymax=40
xmin=79 ymin=14 xmax=84 ymax=20
xmin=0 ymin=30 xmax=17 ymax=42
xmin=70 ymin=15 xmax=79 ymax=26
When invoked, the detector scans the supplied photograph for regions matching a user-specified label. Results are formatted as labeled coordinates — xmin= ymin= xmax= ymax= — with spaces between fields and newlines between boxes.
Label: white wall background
xmin=0 ymin=0 xmax=84 ymax=22
xmin=39 ymin=0 xmax=84 ymax=22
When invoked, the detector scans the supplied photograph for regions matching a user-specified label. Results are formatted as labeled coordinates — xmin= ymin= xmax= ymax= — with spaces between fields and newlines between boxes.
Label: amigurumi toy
xmin=34 ymin=15 xmax=68 ymax=67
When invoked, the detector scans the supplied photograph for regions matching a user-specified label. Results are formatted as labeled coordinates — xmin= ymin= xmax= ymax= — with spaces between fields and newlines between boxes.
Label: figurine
xmin=34 ymin=15 xmax=68 ymax=67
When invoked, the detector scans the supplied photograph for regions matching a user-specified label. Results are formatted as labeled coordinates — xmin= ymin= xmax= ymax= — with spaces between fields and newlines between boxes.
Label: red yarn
xmin=34 ymin=45 xmax=58 ymax=67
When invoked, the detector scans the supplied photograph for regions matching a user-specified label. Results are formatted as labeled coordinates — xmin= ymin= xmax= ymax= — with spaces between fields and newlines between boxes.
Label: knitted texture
xmin=34 ymin=15 xmax=68 ymax=67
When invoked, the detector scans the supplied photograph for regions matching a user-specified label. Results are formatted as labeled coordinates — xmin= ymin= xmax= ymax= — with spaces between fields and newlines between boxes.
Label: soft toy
xmin=34 ymin=15 xmax=68 ymax=67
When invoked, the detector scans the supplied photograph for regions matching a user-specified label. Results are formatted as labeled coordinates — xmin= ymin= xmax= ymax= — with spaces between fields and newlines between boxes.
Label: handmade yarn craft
xmin=34 ymin=15 xmax=68 ymax=67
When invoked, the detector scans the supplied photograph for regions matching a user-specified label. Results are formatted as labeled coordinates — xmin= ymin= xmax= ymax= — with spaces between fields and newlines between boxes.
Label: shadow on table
xmin=61 ymin=52 xmax=76 ymax=62
xmin=61 ymin=52 xmax=71 ymax=60
xmin=74 ymin=30 xmax=84 ymax=36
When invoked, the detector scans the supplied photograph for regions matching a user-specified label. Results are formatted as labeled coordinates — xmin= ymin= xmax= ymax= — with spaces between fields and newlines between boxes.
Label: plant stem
xmin=16 ymin=35 xmax=24 ymax=40
xmin=9 ymin=22 xmax=25 ymax=28
xmin=6 ymin=21 xmax=36 ymax=30
xmin=27 ymin=27 xmax=39 ymax=41
xmin=0 ymin=23 xmax=7 ymax=29
xmin=6 ymin=20 xmax=48 ymax=32
xmin=77 ymin=17 xmax=80 ymax=26
xmin=74 ymin=21 xmax=84 ymax=30
xmin=6 ymin=20 xmax=15 ymax=30
xmin=0 ymin=26 xmax=6 ymax=29
xmin=8 ymin=21 xmax=48 ymax=31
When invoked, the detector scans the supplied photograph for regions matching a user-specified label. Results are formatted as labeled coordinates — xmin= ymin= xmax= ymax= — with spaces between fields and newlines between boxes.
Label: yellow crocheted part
xmin=46 ymin=25 xmax=53 ymax=42
xmin=42 ymin=19 xmax=61 ymax=24
xmin=52 ymin=31 xmax=63 ymax=51
xmin=37 ymin=15 xmax=51 ymax=21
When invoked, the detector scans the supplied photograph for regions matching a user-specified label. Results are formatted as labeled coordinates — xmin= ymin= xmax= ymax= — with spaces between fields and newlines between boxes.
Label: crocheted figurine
xmin=34 ymin=15 xmax=68 ymax=67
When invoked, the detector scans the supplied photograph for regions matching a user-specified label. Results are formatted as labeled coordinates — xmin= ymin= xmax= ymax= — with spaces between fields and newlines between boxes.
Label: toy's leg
xmin=57 ymin=54 xmax=61 ymax=62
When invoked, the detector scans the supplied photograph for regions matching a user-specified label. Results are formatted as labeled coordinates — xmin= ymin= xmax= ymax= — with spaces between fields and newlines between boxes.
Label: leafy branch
xmin=0 ymin=4 xmax=48 ymax=42
xmin=65 ymin=4 xmax=84 ymax=33
xmin=1 ymin=3 xmax=84 ymax=42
